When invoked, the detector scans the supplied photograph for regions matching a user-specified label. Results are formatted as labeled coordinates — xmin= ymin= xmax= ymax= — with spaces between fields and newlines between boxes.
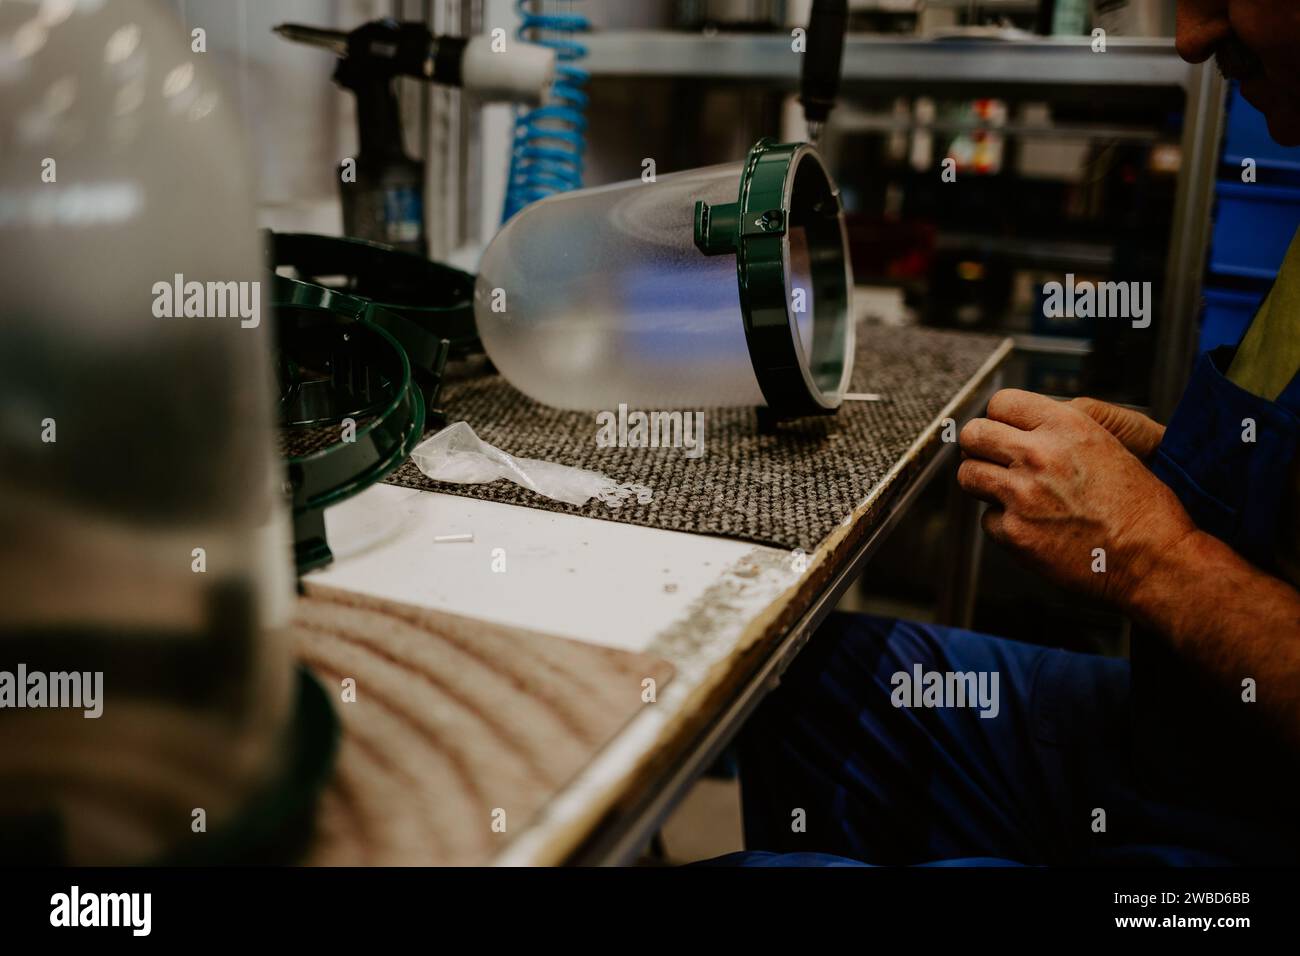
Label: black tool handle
xmin=334 ymin=56 xmax=404 ymax=159
xmin=799 ymin=0 xmax=848 ymax=128
xmin=331 ymin=20 xmax=434 ymax=158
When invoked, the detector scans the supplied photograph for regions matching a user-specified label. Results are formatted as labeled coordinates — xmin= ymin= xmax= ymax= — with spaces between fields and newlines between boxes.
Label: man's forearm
xmin=1128 ymin=529 xmax=1300 ymax=746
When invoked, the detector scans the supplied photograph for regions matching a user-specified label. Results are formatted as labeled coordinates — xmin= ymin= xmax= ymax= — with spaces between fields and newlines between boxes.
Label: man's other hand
xmin=1068 ymin=396 xmax=1166 ymax=462
xmin=956 ymin=389 xmax=1194 ymax=606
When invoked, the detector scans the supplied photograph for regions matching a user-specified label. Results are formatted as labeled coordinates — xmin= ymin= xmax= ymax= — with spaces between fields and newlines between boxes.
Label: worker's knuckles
xmin=986 ymin=387 xmax=1036 ymax=416
xmin=958 ymin=458 xmax=1019 ymax=502
xmin=957 ymin=417 xmax=995 ymax=451
xmin=1000 ymin=517 xmax=1037 ymax=553
xmin=1029 ymin=415 xmax=1113 ymax=466
xmin=1014 ymin=440 xmax=1052 ymax=471
xmin=955 ymin=457 xmax=993 ymax=494
xmin=1008 ymin=426 xmax=1080 ymax=473
xmin=981 ymin=508 xmax=1033 ymax=551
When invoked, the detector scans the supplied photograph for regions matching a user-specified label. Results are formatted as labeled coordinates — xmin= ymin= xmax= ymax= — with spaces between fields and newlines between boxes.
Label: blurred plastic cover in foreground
xmin=0 ymin=0 xmax=296 ymax=863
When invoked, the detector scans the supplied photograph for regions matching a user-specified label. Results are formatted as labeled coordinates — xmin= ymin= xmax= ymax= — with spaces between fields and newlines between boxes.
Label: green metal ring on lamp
xmin=693 ymin=138 xmax=853 ymax=418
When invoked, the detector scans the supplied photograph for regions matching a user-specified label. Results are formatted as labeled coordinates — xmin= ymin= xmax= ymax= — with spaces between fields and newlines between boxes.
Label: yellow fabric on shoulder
xmin=1228 ymin=230 xmax=1300 ymax=400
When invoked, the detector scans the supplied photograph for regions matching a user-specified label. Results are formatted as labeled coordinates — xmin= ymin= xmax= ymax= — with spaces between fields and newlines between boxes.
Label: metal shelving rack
xmin=583 ymin=33 xmax=1193 ymax=86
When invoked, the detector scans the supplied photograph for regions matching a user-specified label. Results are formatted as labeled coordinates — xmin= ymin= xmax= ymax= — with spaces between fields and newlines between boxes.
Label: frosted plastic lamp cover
xmin=475 ymin=139 xmax=854 ymax=416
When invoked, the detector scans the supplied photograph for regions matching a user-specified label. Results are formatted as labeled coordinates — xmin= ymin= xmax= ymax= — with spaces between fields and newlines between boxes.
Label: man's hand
xmin=1068 ymin=396 xmax=1165 ymax=462
xmin=957 ymin=388 xmax=1194 ymax=607
xmin=957 ymin=391 xmax=1300 ymax=748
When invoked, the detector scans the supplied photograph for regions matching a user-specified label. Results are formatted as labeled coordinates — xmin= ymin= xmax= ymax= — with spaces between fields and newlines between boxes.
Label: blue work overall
xmin=1133 ymin=343 xmax=1300 ymax=827
xmin=1150 ymin=344 xmax=1300 ymax=568
xmin=717 ymin=343 xmax=1300 ymax=867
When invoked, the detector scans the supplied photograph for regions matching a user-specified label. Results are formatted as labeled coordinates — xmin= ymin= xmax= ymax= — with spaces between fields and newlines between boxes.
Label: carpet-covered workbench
xmin=387 ymin=325 xmax=1008 ymax=552
xmin=295 ymin=325 xmax=1012 ymax=864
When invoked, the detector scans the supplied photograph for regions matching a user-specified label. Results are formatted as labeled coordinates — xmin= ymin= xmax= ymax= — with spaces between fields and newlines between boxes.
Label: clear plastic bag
xmin=410 ymin=421 xmax=652 ymax=509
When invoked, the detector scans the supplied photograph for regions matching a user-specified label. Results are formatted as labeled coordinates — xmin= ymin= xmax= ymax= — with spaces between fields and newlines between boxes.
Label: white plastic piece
xmin=410 ymin=422 xmax=652 ymax=510
xmin=461 ymin=36 xmax=555 ymax=105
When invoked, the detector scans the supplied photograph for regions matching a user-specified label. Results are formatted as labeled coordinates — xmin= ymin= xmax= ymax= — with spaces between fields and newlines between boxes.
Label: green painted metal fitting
xmin=693 ymin=199 xmax=740 ymax=255
xmin=694 ymin=137 xmax=853 ymax=419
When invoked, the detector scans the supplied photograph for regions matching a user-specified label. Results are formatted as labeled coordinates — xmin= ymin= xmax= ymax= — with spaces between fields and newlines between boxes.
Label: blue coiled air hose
xmin=501 ymin=1 xmax=589 ymax=223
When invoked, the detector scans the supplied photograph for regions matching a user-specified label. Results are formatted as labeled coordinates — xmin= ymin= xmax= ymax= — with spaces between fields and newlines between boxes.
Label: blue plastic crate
xmin=1200 ymin=286 xmax=1265 ymax=352
xmin=1209 ymin=181 xmax=1300 ymax=279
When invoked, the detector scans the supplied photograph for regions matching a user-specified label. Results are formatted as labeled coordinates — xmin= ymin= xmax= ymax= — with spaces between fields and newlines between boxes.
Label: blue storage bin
xmin=1200 ymin=286 xmax=1265 ymax=352
xmin=1223 ymin=85 xmax=1300 ymax=173
xmin=1209 ymin=182 xmax=1300 ymax=279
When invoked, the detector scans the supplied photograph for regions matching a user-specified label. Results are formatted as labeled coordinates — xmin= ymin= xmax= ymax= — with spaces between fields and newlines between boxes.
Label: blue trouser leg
xmin=737 ymin=612 xmax=1071 ymax=864
xmin=729 ymin=612 xmax=1295 ymax=866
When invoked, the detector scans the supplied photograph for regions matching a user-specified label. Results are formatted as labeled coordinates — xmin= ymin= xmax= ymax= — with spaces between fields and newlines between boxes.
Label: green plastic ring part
xmin=275 ymin=275 xmax=384 ymax=426
xmin=272 ymin=269 xmax=370 ymax=321
xmin=693 ymin=138 xmax=852 ymax=418
xmin=276 ymin=295 xmax=426 ymax=573
xmin=267 ymin=231 xmax=478 ymax=422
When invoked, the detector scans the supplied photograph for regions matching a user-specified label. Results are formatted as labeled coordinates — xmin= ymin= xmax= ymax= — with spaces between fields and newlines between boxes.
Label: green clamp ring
xmin=693 ymin=138 xmax=852 ymax=419
xmin=267 ymin=231 xmax=478 ymax=425
xmin=274 ymin=292 xmax=426 ymax=574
